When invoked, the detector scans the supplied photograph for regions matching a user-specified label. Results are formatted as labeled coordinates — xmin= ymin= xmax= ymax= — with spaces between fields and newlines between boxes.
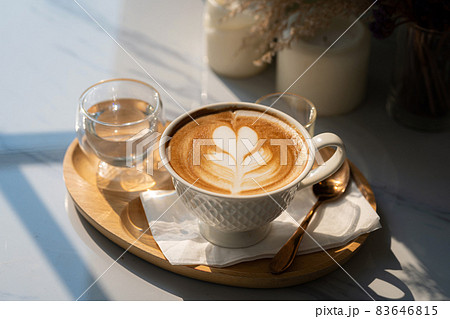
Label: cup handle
xmin=299 ymin=133 xmax=346 ymax=188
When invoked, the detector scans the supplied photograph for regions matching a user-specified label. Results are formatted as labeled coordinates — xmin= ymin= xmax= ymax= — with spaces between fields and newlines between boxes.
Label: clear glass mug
xmin=76 ymin=78 xmax=165 ymax=192
xmin=255 ymin=92 xmax=317 ymax=136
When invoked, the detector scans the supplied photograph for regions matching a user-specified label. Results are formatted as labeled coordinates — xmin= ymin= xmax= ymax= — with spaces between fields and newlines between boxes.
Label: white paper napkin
xmin=140 ymin=181 xmax=381 ymax=267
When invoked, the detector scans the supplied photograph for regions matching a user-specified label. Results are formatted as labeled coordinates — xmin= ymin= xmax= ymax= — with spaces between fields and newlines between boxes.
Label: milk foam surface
xmin=169 ymin=110 xmax=308 ymax=195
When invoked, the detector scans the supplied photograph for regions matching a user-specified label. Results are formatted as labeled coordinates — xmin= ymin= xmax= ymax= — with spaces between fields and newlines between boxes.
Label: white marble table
xmin=0 ymin=0 xmax=448 ymax=300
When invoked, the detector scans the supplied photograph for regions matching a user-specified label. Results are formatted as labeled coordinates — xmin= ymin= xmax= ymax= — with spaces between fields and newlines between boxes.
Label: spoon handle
xmin=269 ymin=199 xmax=324 ymax=274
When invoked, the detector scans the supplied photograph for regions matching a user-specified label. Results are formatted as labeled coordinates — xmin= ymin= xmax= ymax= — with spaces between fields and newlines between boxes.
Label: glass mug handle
xmin=299 ymin=133 xmax=346 ymax=188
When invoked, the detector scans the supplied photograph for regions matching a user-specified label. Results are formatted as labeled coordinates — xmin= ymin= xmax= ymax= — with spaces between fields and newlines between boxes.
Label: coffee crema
xmin=168 ymin=110 xmax=308 ymax=195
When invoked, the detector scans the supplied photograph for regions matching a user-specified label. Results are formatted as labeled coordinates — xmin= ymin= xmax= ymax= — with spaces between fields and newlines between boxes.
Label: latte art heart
xmin=206 ymin=125 xmax=271 ymax=193
xmin=169 ymin=110 xmax=308 ymax=195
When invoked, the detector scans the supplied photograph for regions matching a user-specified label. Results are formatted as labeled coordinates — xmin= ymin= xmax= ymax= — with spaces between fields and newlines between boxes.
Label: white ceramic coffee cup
xmin=159 ymin=102 xmax=345 ymax=248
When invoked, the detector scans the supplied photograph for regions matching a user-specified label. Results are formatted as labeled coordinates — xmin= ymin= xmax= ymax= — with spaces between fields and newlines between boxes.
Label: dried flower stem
xmin=223 ymin=0 xmax=371 ymax=64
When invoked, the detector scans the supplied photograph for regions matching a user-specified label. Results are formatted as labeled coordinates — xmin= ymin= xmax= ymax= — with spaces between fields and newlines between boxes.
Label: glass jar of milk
xmin=204 ymin=0 xmax=267 ymax=78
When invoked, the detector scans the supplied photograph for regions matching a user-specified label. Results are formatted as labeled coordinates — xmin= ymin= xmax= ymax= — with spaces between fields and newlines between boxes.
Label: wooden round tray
xmin=63 ymin=139 xmax=375 ymax=288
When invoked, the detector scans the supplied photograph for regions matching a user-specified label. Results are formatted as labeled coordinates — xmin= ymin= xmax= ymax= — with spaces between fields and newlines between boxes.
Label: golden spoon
xmin=269 ymin=156 xmax=350 ymax=274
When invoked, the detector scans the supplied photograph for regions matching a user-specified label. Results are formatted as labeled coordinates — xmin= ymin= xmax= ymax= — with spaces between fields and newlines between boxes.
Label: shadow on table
xmin=0 ymin=131 xmax=109 ymax=300
xmin=68 ymin=192 xmax=414 ymax=300
xmin=333 ymin=210 xmax=414 ymax=301
xmin=213 ymin=63 xmax=277 ymax=104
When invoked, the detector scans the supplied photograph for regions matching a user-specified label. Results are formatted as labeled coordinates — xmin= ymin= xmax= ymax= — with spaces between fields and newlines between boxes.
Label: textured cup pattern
xmin=173 ymin=179 xmax=298 ymax=232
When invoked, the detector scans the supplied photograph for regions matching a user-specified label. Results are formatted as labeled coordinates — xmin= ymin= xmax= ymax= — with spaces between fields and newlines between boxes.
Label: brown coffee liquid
xmin=168 ymin=110 xmax=308 ymax=195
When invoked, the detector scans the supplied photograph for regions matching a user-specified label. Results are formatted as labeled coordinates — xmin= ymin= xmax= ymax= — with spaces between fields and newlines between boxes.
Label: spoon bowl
xmin=313 ymin=166 xmax=349 ymax=200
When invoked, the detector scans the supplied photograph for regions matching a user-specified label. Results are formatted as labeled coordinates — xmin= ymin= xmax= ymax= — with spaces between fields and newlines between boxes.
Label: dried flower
xmin=224 ymin=0 xmax=371 ymax=64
